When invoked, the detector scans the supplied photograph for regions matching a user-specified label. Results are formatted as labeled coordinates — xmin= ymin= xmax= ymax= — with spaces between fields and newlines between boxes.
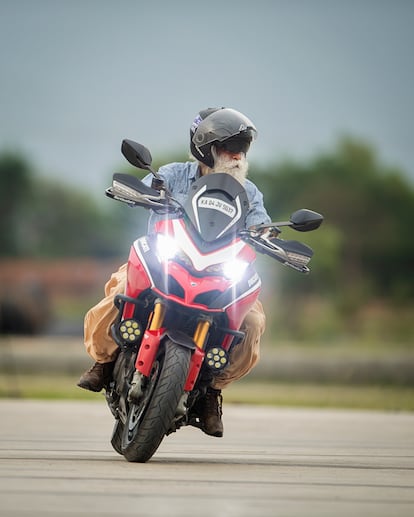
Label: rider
xmin=77 ymin=107 xmax=272 ymax=437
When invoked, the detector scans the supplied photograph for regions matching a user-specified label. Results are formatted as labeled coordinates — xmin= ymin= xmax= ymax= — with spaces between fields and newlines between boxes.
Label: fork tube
xmin=193 ymin=320 xmax=210 ymax=349
xmin=148 ymin=300 xmax=166 ymax=331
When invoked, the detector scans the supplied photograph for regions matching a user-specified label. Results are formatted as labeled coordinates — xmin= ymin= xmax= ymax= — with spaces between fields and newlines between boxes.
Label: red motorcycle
xmin=104 ymin=140 xmax=323 ymax=462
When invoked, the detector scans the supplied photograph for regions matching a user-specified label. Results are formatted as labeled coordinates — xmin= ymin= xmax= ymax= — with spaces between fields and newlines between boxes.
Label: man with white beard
xmin=78 ymin=107 xmax=271 ymax=437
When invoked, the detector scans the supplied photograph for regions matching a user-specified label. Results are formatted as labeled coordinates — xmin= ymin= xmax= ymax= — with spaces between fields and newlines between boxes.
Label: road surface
xmin=0 ymin=400 xmax=413 ymax=516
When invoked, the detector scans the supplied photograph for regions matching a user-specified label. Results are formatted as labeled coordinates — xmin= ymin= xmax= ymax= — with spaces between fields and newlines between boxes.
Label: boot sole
xmin=202 ymin=427 xmax=223 ymax=438
xmin=76 ymin=381 xmax=103 ymax=392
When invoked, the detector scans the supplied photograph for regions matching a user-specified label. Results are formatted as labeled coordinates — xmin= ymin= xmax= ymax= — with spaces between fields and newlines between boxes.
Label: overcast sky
xmin=1 ymin=0 xmax=413 ymax=200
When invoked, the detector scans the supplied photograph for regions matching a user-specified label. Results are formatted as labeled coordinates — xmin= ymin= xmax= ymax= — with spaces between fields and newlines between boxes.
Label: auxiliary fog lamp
xmin=117 ymin=319 xmax=142 ymax=344
xmin=206 ymin=347 xmax=229 ymax=371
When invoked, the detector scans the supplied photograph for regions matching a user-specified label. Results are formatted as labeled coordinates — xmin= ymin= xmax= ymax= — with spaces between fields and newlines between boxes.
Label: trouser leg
xmin=83 ymin=263 xmax=127 ymax=363
xmin=212 ymin=299 xmax=266 ymax=390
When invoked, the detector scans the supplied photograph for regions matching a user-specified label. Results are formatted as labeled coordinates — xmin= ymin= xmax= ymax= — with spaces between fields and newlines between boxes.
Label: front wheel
xmin=122 ymin=340 xmax=191 ymax=462
xmin=110 ymin=419 xmax=124 ymax=455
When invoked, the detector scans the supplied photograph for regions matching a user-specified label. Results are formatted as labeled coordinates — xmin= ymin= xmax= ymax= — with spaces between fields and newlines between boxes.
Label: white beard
xmin=207 ymin=148 xmax=249 ymax=184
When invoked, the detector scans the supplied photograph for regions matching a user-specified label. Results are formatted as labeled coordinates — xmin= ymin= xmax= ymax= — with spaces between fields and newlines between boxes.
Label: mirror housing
xmin=290 ymin=209 xmax=324 ymax=232
xmin=121 ymin=139 xmax=153 ymax=172
xmin=250 ymin=209 xmax=323 ymax=234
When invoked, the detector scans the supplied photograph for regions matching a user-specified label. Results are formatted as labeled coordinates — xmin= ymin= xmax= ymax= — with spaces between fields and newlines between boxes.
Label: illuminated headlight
xmin=222 ymin=259 xmax=249 ymax=282
xmin=156 ymin=234 xmax=180 ymax=261
xmin=156 ymin=234 xmax=193 ymax=267
xmin=206 ymin=347 xmax=229 ymax=371
xmin=205 ymin=259 xmax=249 ymax=282
xmin=117 ymin=319 xmax=142 ymax=343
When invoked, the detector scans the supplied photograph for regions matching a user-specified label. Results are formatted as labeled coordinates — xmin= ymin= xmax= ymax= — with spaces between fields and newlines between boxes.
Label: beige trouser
xmin=84 ymin=264 xmax=266 ymax=390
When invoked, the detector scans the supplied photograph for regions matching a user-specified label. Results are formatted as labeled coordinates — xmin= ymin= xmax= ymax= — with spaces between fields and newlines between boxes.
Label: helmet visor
xmin=214 ymin=136 xmax=251 ymax=154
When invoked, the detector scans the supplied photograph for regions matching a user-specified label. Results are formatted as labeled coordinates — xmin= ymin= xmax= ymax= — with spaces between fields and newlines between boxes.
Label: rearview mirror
xmin=290 ymin=209 xmax=324 ymax=232
xmin=121 ymin=140 xmax=153 ymax=171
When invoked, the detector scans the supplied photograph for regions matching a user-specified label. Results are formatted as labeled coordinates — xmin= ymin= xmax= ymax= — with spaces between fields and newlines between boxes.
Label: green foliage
xmin=0 ymin=152 xmax=34 ymax=255
xmin=0 ymin=151 xmax=140 ymax=258
xmin=253 ymin=136 xmax=414 ymax=303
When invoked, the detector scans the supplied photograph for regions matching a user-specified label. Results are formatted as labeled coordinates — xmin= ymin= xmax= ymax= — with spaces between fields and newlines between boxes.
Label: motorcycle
xmin=104 ymin=139 xmax=323 ymax=462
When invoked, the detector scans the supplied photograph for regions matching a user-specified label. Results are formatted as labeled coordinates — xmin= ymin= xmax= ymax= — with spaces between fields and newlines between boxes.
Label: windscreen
xmin=183 ymin=173 xmax=249 ymax=242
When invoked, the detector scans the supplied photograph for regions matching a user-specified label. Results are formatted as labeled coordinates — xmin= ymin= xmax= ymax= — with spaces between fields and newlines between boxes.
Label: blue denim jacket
xmin=142 ymin=161 xmax=271 ymax=232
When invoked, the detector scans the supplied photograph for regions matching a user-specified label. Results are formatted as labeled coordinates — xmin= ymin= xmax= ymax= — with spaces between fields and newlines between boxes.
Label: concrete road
xmin=0 ymin=400 xmax=413 ymax=517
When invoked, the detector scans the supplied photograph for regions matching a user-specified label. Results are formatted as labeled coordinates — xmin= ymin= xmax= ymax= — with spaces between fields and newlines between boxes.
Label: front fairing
xmin=131 ymin=220 xmax=260 ymax=313
xmin=124 ymin=173 xmax=261 ymax=330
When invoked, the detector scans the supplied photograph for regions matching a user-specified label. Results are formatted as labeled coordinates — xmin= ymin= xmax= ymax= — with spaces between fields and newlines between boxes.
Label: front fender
xmin=164 ymin=329 xmax=197 ymax=350
xmin=164 ymin=330 xmax=202 ymax=392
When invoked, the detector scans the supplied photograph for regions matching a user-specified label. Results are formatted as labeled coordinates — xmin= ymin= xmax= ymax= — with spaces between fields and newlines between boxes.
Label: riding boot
xmin=77 ymin=361 xmax=115 ymax=392
xmin=200 ymin=387 xmax=224 ymax=437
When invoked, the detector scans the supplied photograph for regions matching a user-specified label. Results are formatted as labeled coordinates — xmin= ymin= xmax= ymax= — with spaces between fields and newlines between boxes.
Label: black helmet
xmin=190 ymin=107 xmax=258 ymax=168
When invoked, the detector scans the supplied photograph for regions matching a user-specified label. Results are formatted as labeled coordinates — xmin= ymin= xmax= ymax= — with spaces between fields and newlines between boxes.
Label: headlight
xmin=156 ymin=234 xmax=193 ymax=267
xmin=156 ymin=235 xmax=248 ymax=282
xmin=205 ymin=259 xmax=249 ymax=281
xmin=156 ymin=234 xmax=180 ymax=261
xmin=222 ymin=259 xmax=249 ymax=282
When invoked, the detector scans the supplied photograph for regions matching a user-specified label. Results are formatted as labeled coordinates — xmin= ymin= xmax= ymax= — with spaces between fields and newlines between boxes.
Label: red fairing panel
xmin=225 ymin=288 xmax=260 ymax=331
xmin=154 ymin=219 xmax=173 ymax=234
xmin=123 ymin=244 xmax=152 ymax=319
xmin=219 ymin=288 xmax=260 ymax=350
xmin=156 ymin=261 xmax=231 ymax=307
xmin=235 ymin=241 xmax=256 ymax=263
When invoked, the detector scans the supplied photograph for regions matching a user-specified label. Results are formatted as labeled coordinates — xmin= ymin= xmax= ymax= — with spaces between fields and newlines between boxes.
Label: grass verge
xmin=1 ymin=373 xmax=413 ymax=411
xmin=225 ymin=380 xmax=414 ymax=411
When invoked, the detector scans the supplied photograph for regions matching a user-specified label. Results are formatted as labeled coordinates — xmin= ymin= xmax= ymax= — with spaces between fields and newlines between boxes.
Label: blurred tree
xmin=0 ymin=152 xmax=34 ymax=255
xmin=19 ymin=177 xmax=132 ymax=258
xmin=253 ymin=137 xmax=414 ymax=303
xmin=0 ymin=150 xmax=145 ymax=259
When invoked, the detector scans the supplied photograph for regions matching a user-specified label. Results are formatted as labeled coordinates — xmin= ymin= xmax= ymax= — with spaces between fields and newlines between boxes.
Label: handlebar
xmin=106 ymin=172 xmax=318 ymax=273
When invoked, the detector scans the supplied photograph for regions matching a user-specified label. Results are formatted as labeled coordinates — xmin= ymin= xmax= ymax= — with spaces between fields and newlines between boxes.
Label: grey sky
xmin=1 ymin=0 xmax=413 ymax=200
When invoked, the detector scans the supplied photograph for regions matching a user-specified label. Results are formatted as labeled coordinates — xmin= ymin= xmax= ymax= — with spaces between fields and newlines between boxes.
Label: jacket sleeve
xmin=245 ymin=180 xmax=272 ymax=228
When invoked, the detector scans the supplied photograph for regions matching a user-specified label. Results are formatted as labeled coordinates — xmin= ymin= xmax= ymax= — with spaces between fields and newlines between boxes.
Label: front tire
xmin=122 ymin=341 xmax=191 ymax=462
xmin=110 ymin=419 xmax=124 ymax=455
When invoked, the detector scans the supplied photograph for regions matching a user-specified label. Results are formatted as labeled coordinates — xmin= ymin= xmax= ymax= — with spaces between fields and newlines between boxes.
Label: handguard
xmin=105 ymin=173 xmax=168 ymax=208
xmin=249 ymin=234 xmax=314 ymax=273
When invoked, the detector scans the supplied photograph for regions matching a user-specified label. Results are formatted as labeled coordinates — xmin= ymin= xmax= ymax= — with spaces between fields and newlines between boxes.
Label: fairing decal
xmin=216 ymin=196 xmax=243 ymax=238
xmin=191 ymin=184 xmax=206 ymax=233
xmin=132 ymin=238 xmax=155 ymax=286
xmin=171 ymin=219 xmax=246 ymax=271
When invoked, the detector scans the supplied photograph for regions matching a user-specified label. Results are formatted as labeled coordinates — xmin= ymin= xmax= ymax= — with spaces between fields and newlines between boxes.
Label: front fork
xmin=129 ymin=300 xmax=210 ymax=401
